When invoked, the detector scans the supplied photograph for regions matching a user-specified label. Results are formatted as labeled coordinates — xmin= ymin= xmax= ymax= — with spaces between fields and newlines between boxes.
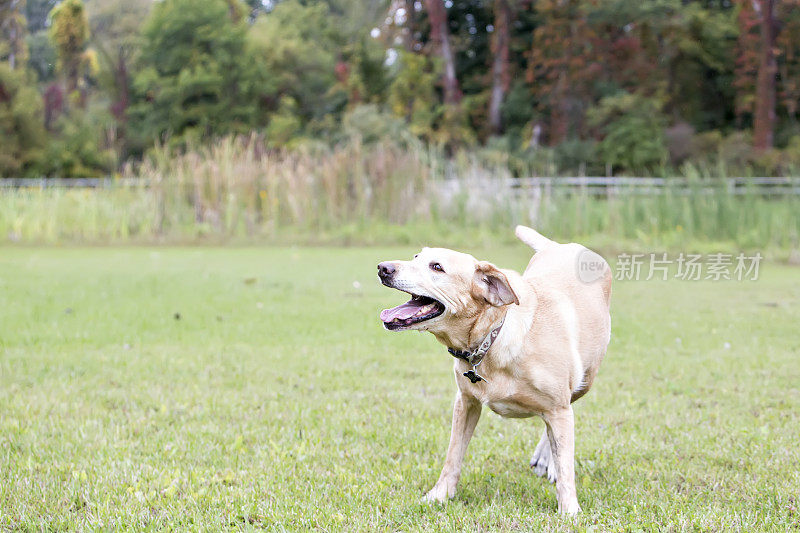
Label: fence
xmin=3 ymin=176 xmax=800 ymax=196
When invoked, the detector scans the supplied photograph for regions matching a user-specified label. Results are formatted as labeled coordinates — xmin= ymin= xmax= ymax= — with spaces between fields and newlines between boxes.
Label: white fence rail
xmin=3 ymin=176 xmax=800 ymax=196
xmin=434 ymin=176 xmax=800 ymax=199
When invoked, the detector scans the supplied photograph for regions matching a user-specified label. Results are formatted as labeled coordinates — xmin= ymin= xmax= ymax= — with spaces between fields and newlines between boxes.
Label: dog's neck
xmin=432 ymin=305 xmax=508 ymax=352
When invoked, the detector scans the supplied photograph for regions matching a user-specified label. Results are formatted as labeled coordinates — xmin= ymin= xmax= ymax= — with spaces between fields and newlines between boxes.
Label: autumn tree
xmin=753 ymin=0 xmax=778 ymax=150
xmin=527 ymin=0 xmax=597 ymax=144
xmin=735 ymin=0 xmax=800 ymax=150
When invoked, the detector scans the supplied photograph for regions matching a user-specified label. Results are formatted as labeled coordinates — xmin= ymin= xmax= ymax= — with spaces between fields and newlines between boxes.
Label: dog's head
xmin=377 ymin=247 xmax=519 ymax=335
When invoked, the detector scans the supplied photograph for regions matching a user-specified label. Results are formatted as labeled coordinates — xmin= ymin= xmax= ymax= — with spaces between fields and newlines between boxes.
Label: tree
xmin=424 ymin=0 xmax=460 ymax=104
xmin=527 ymin=0 xmax=597 ymax=144
xmin=86 ymin=0 xmax=151 ymax=153
xmin=0 ymin=62 xmax=47 ymax=176
xmin=0 ymin=0 xmax=46 ymax=177
xmin=247 ymin=0 xmax=345 ymax=136
xmin=388 ymin=50 xmax=440 ymax=140
xmin=26 ymin=29 xmax=56 ymax=82
xmin=129 ymin=0 xmax=255 ymax=149
xmin=489 ymin=0 xmax=513 ymax=134
xmin=659 ymin=2 xmax=737 ymax=131
xmin=777 ymin=2 xmax=800 ymax=124
xmin=23 ymin=0 xmax=57 ymax=33
xmin=587 ymin=92 xmax=668 ymax=173
xmin=735 ymin=0 xmax=800 ymax=150
xmin=49 ymin=0 xmax=90 ymax=98
xmin=752 ymin=0 xmax=777 ymax=150
xmin=1 ymin=0 xmax=29 ymax=70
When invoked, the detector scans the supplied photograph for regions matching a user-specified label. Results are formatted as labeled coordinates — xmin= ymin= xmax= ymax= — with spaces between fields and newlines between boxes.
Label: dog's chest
xmin=466 ymin=380 xmax=539 ymax=418
xmin=484 ymin=398 xmax=538 ymax=418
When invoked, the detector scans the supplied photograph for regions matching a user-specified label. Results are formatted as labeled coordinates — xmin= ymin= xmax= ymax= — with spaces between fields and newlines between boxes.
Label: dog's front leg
xmin=423 ymin=392 xmax=482 ymax=503
xmin=543 ymin=406 xmax=581 ymax=515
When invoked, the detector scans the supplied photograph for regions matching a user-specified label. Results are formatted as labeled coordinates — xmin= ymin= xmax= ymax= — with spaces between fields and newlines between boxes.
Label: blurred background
xmin=1 ymin=0 xmax=799 ymax=250
xmin=3 ymin=3 xmax=800 ymax=528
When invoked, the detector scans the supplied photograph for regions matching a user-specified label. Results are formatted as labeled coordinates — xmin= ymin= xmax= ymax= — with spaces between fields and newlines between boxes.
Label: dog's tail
xmin=515 ymin=225 xmax=558 ymax=252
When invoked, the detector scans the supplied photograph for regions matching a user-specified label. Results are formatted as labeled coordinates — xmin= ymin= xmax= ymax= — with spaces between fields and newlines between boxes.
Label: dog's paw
xmin=558 ymin=499 xmax=581 ymax=516
xmin=422 ymin=483 xmax=454 ymax=504
xmin=529 ymin=437 xmax=557 ymax=483
xmin=530 ymin=459 xmax=557 ymax=483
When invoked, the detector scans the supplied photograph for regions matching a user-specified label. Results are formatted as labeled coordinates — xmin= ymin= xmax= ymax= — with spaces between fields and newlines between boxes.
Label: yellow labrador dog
xmin=377 ymin=226 xmax=611 ymax=514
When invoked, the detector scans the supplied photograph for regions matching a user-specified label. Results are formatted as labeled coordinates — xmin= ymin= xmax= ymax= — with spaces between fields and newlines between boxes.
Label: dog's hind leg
xmin=529 ymin=428 xmax=557 ymax=483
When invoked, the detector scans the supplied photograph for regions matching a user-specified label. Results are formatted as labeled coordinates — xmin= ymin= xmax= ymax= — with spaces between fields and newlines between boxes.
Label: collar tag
xmin=463 ymin=369 xmax=485 ymax=383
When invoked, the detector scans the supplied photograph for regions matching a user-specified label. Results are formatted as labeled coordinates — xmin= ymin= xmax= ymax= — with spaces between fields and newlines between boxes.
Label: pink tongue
xmin=380 ymin=301 xmax=423 ymax=322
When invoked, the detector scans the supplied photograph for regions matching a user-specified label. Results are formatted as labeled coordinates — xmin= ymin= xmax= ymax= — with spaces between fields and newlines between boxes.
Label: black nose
xmin=378 ymin=262 xmax=396 ymax=281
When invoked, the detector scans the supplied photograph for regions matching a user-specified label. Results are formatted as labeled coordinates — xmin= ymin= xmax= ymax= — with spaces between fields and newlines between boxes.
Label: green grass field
xmin=1 ymin=245 xmax=799 ymax=531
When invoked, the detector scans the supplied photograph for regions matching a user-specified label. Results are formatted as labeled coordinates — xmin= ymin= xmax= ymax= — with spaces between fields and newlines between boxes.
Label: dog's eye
xmin=414 ymin=254 xmax=419 ymax=259
xmin=429 ymin=262 xmax=444 ymax=273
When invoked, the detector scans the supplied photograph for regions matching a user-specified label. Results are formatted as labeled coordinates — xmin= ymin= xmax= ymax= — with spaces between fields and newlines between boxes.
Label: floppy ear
xmin=472 ymin=262 xmax=519 ymax=307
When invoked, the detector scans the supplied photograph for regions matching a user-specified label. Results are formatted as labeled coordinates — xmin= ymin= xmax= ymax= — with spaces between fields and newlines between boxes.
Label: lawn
xmin=1 ymin=245 xmax=798 ymax=531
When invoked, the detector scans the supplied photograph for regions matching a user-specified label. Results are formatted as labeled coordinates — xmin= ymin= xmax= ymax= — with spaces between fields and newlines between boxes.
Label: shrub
xmin=587 ymin=92 xmax=668 ymax=174
xmin=43 ymin=111 xmax=116 ymax=177
xmin=0 ymin=63 xmax=47 ymax=177
xmin=340 ymin=104 xmax=411 ymax=146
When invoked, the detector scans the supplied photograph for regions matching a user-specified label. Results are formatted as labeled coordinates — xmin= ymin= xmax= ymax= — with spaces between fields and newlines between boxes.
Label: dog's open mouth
xmin=380 ymin=294 xmax=445 ymax=330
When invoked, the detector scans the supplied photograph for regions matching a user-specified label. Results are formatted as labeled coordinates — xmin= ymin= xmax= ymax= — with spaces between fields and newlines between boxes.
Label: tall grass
xmin=142 ymin=136 xmax=432 ymax=237
xmin=1 ymin=135 xmax=798 ymax=250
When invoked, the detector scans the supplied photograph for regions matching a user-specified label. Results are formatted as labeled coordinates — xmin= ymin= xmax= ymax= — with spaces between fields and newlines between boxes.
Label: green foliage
xmin=128 ymin=0 xmax=254 ymax=150
xmin=86 ymin=0 xmax=150 ymax=97
xmin=49 ymin=0 xmax=90 ymax=94
xmin=588 ymin=92 xmax=669 ymax=173
xmin=24 ymin=0 xmax=58 ymax=34
xmin=554 ymin=138 xmax=598 ymax=175
xmin=264 ymin=97 xmax=303 ymax=146
xmin=500 ymin=81 xmax=538 ymax=145
xmin=247 ymin=0 xmax=342 ymax=129
xmin=344 ymin=37 xmax=391 ymax=105
xmin=340 ymin=104 xmax=411 ymax=145
xmin=3 ymin=0 xmax=800 ymax=176
xmin=666 ymin=2 xmax=738 ymax=131
xmin=387 ymin=51 xmax=441 ymax=142
xmin=0 ymin=0 xmax=29 ymax=69
xmin=42 ymin=110 xmax=116 ymax=178
xmin=0 ymin=63 xmax=46 ymax=177
xmin=26 ymin=30 xmax=56 ymax=82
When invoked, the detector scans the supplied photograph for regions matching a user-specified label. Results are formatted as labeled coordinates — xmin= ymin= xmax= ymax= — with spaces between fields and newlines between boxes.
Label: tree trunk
xmin=425 ymin=0 xmax=461 ymax=105
xmin=8 ymin=24 xmax=16 ymax=70
xmin=489 ymin=0 xmax=512 ymax=134
xmin=753 ymin=0 xmax=777 ymax=151
xmin=112 ymin=51 xmax=130 ymax=149
xmin=4 ymin=0 xmax=22 ymax=70
xmin=550 ymin=71 xmax=568 ymax=145
xmin=404 ymin=0 xmax=416 ymax=52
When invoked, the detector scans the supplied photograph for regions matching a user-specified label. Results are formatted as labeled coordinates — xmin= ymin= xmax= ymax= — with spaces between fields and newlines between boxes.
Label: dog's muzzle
xmin=377 ymin=262 xmax=396 ymax=286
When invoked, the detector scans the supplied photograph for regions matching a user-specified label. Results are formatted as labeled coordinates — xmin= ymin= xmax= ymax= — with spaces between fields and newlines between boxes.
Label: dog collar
xmin=447 ymin=316 xmax=505 ymax=384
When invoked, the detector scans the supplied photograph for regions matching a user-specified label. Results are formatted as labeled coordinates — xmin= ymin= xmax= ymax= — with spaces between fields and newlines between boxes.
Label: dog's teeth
xmin=416 ymin=303 xmax=435 ymax=315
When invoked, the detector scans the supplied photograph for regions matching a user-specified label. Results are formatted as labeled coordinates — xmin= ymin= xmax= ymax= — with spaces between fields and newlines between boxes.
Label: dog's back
xmin=516 ymin=226 xmax=612 ymax=401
